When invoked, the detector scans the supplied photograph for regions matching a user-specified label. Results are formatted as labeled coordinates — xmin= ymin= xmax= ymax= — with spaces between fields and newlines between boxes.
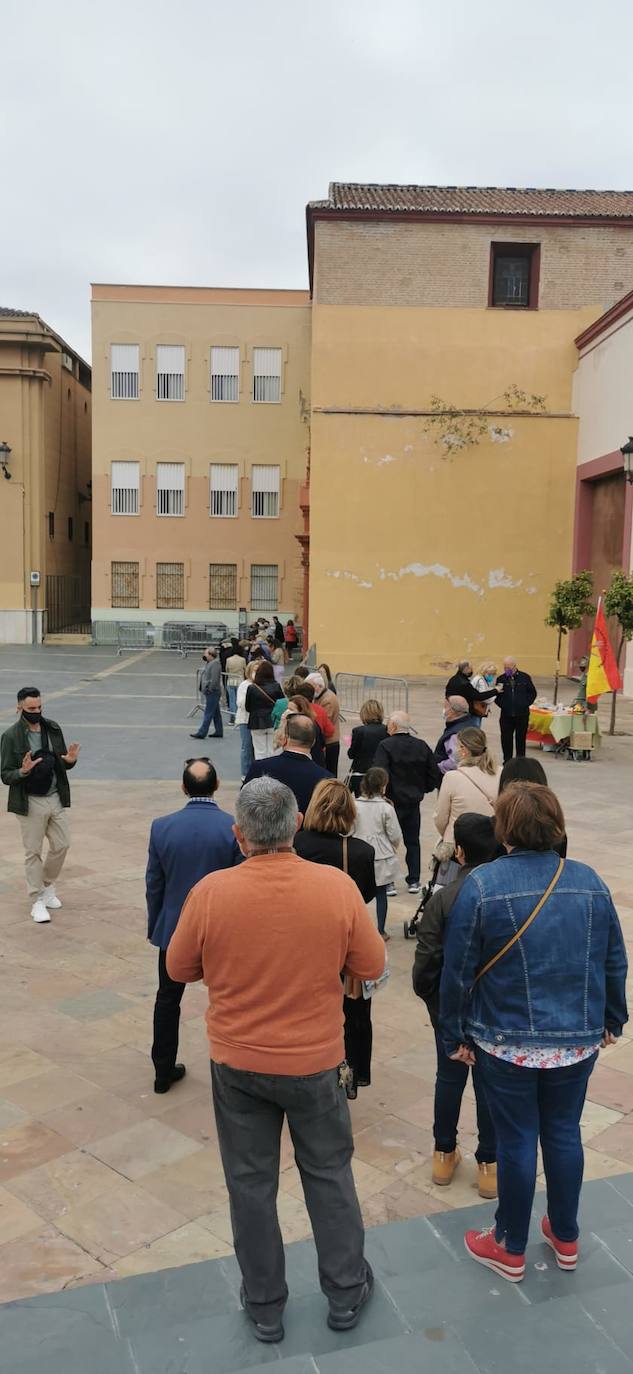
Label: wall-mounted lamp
xmin=0 ymin=441 xmax=11 ymax=480
xmin=620 ymin=436 xmax=633 ymax=484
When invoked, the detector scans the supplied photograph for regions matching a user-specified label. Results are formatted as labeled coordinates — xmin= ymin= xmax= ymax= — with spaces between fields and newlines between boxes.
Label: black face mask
xmin=22 ymin=709 xmax=42 ymax=725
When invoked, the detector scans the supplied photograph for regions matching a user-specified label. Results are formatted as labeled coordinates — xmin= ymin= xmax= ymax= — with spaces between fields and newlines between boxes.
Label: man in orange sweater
xmin=168 ymin=776 xmax=385 ymax=1346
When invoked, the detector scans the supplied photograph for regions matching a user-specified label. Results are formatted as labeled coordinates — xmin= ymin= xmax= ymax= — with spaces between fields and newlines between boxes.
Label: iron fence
xmin=91 ymin=621 xmax=155 ymax=653
xmin=334 ymin=673 xmax=409 ymax=718
xmin=45 ymin=575 xmax=91 ymax=634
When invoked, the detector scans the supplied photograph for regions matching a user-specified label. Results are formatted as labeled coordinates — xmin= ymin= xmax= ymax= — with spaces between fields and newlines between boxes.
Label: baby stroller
xmin=403 ymin=855 xmax=441 ymax=940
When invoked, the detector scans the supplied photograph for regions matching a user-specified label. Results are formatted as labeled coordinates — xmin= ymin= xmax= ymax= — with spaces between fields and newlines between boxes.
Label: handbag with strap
xmin=474 ymin=857 xmax=564 ymax=984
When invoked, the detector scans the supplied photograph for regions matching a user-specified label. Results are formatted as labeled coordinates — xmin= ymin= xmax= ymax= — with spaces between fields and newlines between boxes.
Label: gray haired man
xmin=168 ymin=777 xmax=385 ymax=1345
xmin=190 ymin=647 xmax=224 ymax=740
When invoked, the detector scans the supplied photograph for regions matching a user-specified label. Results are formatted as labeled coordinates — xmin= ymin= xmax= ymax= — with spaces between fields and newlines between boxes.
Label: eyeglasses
xmin=184 ymin=756 xmax=211 ymax=765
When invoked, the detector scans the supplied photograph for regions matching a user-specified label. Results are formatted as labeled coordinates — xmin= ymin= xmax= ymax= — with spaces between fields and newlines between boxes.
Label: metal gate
xmin=334 ymin=673 xmax=409 ymax=717
xmin=45 ymin=575 xmax=91 ymax=634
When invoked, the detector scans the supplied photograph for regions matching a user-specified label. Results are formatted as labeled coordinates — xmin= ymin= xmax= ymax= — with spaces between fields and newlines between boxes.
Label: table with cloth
xmin=527 ymin=706 xmax=600 ymax=750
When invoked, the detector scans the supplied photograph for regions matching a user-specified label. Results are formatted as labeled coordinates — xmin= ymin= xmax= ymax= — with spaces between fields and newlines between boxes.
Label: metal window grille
xmin=111 ymin=561 xmax=139 ymax=608
xmin=156 ymin=344 xmax=185 ymax=400
xmin=493 ymin=254 xmax=530 ymax=306
xmin=252 ymin=347 xmax=282 ymax=403
xmin=156 ymin=562 xmax=184 ymax=609
xmin=156 ymin=462 xmax=185 ymax=516
xmin=61 ymin=350 xmax=74 ymax=372
xmin=251 ymin=464 xmax=280 ymax=518
xmin=210 ymin=463 xmax=238 ymax=517
xmin=209 ymin=563 xmax=237 ymax=609
xmin=111 ymin=344 xmax=139 ymax=399
xmin=111 ymin=461 xmax=140 ymax=515
xmin=211 ymin=346 xmax=239 ymax=402
xmin=250 ymin=563 xmax=278 ymax=610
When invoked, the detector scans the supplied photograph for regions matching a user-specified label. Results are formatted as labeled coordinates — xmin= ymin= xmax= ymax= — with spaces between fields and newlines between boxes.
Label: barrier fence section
xmin=334 ymin=673 xmax=409 ymax=718
xmin=92 ymin=622 xmax=155 ymax=654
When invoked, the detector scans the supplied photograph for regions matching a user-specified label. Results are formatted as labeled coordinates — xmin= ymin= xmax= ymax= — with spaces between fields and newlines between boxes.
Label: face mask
xmin=504 ymin=668 xmax=513 ymax=678
xmin=485 ymin=673 xmax=494 ymax=684
xmin=22 ymin=709 xmax=42 ymax=725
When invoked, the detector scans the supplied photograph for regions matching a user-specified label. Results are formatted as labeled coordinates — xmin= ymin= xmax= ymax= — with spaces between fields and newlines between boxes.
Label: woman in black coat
xmin=347 ymin=699 xmax=388 ymax=796
xmin=295 ymin=779 xmax=376 ymax=1098
xmin=245 ymin=660 xmax=285 ymax=760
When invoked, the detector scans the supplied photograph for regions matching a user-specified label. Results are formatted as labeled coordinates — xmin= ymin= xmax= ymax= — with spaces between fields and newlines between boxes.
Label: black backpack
xmin=24 ymin=723 xmax=58 ymax=796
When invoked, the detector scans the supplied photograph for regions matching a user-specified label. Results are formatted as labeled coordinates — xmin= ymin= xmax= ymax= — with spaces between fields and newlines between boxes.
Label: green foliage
xmin=424 ymin=386 xmax=549 ymax=455
xmin=545 ymin=571 xmax=595 ymax=633
xmin=604 ymin=571 xmax=633 ymax=642
xmin=502 ymin=385 xmax=547 ymax=412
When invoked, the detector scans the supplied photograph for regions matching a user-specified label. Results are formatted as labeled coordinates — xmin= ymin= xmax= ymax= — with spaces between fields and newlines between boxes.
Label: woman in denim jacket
xmin=440 ymin=781 xmax=627 ymax=1284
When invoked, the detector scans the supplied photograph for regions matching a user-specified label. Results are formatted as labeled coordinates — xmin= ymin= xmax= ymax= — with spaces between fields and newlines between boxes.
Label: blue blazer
xmin=146 ymin=799 xmax=242 ymax=949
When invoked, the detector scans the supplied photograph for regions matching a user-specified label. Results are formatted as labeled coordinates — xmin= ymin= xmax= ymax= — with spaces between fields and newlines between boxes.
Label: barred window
xmin=111 ymin=344 xmax=139 ymax=400
xmin=251 ymin=563 xmax=278 ymax=611
xmin=156 ymin=344 xmax=185 ymax=400
xmin=156 ymin=562 xmax=184 ymax=609
xmin=209 ymin=563 xmax=237 ymax=609
xmin=251 ymin=464 xmax=280 ymax=518
xmin=111 ymin=461 xmax=140 ymax=515
xmin=111 ymin=561 xmax=139 ymax=608
xmin=253 ymin=347 xmax=282 ymax=403
xmin=210 ymin=463 xmax=238 ymax=517
xmin=211 ymin=346 xmax=239 ymax=402
xmin=156 ymin=462 xmax=185 ymax=516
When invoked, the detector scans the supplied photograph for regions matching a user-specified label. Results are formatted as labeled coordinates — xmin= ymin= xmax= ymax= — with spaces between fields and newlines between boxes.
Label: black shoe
xmin=189 ymin=733 xmax=207 ymax=739
xmin=154 ymin=1064 xmax=186 ymax=1094
xmin=327 ymin=1268 xmax=374 ymax=1331
xmin=240 ymin=1284 xmax=284 ymax=1344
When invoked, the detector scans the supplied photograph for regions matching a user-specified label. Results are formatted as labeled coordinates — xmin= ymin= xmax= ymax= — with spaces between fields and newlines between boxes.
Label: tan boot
xmin=478 ymin=1162 xmax=498 ymax=1200
xmin=432 ymin=1147 xmax=461 ymax=1186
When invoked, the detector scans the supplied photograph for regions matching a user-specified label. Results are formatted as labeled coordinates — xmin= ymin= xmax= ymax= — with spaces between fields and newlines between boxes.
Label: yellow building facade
xmin=91 ymin=285 xmax=311 ymax=636
xmin=0 ymin=309 xmax=91 ymax=643
xmin=306 ymin=186 xmax=633 ymax=677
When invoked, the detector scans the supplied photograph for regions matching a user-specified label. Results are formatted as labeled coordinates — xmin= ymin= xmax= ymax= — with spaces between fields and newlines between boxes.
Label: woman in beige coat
xmin=433 ymin=728 xmax=500 ymax=878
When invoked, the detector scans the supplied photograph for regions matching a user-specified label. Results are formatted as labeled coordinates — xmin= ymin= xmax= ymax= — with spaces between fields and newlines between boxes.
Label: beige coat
xmin=434 ymin=765 xmax=500 ymax=847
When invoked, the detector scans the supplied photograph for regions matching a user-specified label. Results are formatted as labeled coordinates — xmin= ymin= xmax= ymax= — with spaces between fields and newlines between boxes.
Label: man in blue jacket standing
xmin=146 ymin=758 xmax=241 ymax=1092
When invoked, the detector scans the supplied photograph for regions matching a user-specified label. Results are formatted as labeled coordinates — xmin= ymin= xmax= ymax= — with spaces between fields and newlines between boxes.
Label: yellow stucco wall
xmin=309 ymin=304 xmax=599 ymax=678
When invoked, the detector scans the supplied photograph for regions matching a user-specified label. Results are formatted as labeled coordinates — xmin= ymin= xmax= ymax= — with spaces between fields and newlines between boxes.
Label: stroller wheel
xmin=403 ymin=920 xmax=410 ymax=940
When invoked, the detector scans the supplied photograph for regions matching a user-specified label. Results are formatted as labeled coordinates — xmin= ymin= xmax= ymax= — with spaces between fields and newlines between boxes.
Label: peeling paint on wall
xmin=379 ymin=562 xmax=484 ymax=595
xmin=487 ymin=568 xmax=523 ymax=590
xmin=490 ymin=426 xmax=514 ymax=443
xmin=327 ymin=570 xmax=374 ymax=589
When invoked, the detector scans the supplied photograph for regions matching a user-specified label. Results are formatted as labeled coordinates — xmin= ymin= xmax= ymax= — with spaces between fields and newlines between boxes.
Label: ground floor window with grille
xmin=209 ymin=563 xmax=237 ymax=609
xmin=156 ymin=562 xmax=184 ymax=609
xmin=111 ymin=561 xmax=139 ymax=608
xmin=251 ymin=564 xmax=278 ymax=611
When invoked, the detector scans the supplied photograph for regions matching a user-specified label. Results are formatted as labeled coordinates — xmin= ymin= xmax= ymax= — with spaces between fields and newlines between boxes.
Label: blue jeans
xmin=227 ymin=685 xmax=237 ymax=720
xmin=476 ymin=1046 xmax=598 ymax=1254
xmin=375 ymin=885 xmax=388 ymax=934
xmin=195 ymin=689 xmax=223 ymax=739
xmin=239 ymin=723 xmax=254 ymax=778
xmin=434 ymin=1031 xmax=495 ymax=1164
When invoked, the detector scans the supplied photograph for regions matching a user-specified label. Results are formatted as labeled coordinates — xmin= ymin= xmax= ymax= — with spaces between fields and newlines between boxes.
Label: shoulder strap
xmin=474 ymin=858 xmax=564 ymax=984
xmin=342 ymin=836 xmax=349 ymax=875
xmin=460 ymin=768 xmax=495 ymax=808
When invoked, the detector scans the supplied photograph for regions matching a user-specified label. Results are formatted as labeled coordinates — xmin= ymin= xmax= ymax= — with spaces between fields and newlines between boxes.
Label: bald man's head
xmin=445 ymin=695 xmax=469 ymax=722
xmin=387 ymin=710 xmax=411 ymax=735
xmin=182 ymin=758 xmax=218 ymax=798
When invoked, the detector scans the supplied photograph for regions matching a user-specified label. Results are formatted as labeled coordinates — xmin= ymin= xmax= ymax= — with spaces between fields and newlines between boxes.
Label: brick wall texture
xmin=314 ymin=219 xmax=633 ymax=312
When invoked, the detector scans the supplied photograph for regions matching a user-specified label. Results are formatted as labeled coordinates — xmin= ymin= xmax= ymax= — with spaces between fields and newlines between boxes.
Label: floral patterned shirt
xmin=474 ymin=1039 xmax=600 ymax=1069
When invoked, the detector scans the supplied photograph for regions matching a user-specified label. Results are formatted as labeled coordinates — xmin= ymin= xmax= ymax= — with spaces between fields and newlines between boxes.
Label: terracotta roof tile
xmin=315 ymin=184 xmax=633 ymax=219
xmin=0 ymin=306 xmax=40 ymax=318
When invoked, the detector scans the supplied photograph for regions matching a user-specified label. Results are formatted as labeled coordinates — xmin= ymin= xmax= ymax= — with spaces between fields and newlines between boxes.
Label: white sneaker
xmin=31 ymin=900 xmax=51 ymax=924
xmin=42 ymin=885 xmax=62 ymax=909
xmin=407 ymin=883 xmax=422 ymax=894
xmin=386 ymin=885 xmax=397 ymax=897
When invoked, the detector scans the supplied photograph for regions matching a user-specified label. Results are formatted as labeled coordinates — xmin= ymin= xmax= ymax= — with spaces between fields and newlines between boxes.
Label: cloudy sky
xmin=2 ymin=0 xmax=632 ymax=360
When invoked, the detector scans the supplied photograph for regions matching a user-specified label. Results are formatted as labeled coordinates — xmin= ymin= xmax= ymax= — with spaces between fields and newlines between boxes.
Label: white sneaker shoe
xmin=31 ymin=900 xmax=51 ymax=924
xmin=42 ymin=885 xmax=62 ymax=909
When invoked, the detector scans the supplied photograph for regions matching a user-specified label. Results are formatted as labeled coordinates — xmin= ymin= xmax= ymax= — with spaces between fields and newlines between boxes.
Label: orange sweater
xmin=167 ymin=851 xmax=386 ymax=1075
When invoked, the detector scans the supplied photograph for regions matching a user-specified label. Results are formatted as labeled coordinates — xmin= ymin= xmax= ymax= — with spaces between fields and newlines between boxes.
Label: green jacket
xmin=1 ymin=716 xmax=76 ymax=816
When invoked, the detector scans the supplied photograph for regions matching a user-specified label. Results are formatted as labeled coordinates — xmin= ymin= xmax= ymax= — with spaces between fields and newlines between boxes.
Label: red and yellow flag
xmin=586 ymin=599 xmax=622 ymax=703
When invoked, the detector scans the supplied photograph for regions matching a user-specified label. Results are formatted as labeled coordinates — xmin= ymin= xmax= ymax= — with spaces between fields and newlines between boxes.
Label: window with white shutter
xmin=210 ymin=464 xmax=238 ymax=518
xmin=156 ymin=462 xmax=185 ymax=516
xmin=251 ymin=465 xmax=280 ymax=519
xmin=252 ymin=347 xmax=282 ymax=403
xmin=111 ymin=345 xmax=140 ymax=400
xmin=156 ymin=345 xmax=185 ymax=400
xmin=111 ymin=461 xmax=140 ymax=515
xmin=251 ymin=564 xmax=278 ymax=610
xmin=211 ymin=347 xmax=240 ymax=402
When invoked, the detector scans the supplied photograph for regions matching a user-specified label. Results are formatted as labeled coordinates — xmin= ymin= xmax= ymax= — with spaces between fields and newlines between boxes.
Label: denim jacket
xmin=439 ymin=850 xmax=628 ymax=1055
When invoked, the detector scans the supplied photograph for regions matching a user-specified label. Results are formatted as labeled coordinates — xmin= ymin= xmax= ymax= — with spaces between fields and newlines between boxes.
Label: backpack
xmin=24 ymin=723 xmax=58 ymax=796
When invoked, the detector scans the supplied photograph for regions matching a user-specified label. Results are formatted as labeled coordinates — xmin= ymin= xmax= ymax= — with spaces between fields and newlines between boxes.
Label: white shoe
xmin=31 ymin=900 xmax=51 ymax=924
xmin=407 ymin=883 xmax=422 ymax=894
xmin=42 ymin=885 xmax=62 ymax=909
xmin=386 ymin=885 xmax=397 ymax=897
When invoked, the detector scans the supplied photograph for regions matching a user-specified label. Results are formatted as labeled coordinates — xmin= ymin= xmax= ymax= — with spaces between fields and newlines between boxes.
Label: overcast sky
xmin=2 ymin=0 xmax=632 ymax=360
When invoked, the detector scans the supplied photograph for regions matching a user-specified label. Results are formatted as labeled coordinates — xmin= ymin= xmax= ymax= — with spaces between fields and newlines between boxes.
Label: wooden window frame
xmin=488 ymin=242 xmax=541 ymax=310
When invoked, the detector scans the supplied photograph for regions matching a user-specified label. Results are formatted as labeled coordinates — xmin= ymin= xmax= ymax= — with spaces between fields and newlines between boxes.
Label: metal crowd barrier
xmin=162 ymin=622 xmax=230 ymax=656
xmin=91 ymin=621 xmax=155 ymax=654
xmin=301 ymin=642 xmax=317 ymax=670
xmin=334 ymin=673 xmax=409 ymax=717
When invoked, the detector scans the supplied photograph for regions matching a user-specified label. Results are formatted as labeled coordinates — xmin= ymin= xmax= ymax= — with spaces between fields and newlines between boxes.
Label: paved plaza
xmin=1 ymin=646 xmax=633 ymax=1370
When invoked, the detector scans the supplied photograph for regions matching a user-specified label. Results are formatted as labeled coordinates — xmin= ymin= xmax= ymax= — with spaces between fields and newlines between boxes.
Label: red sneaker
xmin=541 ymin=1215 xmax=578 ymax=1271
xmin=464 ymin=1226 xmax=525 ymax=1282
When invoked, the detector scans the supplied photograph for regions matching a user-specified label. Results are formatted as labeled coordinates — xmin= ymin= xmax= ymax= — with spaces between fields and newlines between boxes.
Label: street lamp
xmin=621 ymin=436 xmax=633 ymax=484
xmin=0 ymin=441 xmax=11 ymax=480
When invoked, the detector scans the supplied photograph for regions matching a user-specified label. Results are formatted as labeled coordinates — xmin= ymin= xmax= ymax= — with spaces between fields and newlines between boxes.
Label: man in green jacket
xmin=1 ymin=686 xmax=80 ymax=924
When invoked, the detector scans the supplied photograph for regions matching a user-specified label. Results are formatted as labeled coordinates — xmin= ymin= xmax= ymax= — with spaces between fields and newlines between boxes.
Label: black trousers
xmin=433 ymin=1031 xmax=495 ymax=1163
xmin=395 ymin=802 xmax=421 ymax=884
xmin=151 ymin=949 xmax=185 ymax=1082
xmin=344 ymin=993 xmax=373 ymax=1093
xmin=500 ymin=713 xmax=529 ymax=763
xmin=325 ymin=742 xmax=340 ymax=777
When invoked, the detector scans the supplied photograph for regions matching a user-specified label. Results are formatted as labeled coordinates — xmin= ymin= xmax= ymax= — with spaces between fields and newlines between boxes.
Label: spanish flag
xmin=586 ymin=598 xmax=622 ymax=703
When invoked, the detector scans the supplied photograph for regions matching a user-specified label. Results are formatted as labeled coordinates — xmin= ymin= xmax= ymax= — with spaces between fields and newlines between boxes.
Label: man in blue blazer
xmin=146 ymin=758 xmax=241 ymax=1092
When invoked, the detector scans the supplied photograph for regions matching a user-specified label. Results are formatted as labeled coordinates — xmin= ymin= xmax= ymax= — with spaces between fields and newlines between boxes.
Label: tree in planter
xmin=545 ymin=571 xmax=595 ymax=705
xmin=604 ymin=571 xmax=633 ymax=735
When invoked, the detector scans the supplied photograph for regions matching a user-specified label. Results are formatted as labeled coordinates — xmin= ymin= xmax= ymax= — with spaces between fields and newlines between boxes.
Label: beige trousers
xmin=17 ymin=793 xmax=70 ymax=898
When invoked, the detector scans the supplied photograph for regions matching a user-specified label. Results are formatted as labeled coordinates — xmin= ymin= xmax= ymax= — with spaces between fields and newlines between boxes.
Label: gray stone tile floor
xmin=3 ymin=1175 xmax=633 ymax=1373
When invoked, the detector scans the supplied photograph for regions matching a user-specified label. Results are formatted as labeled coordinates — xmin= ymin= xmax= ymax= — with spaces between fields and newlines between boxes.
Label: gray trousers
xmin=211 ymin=1061 xmax=369 ymax=1323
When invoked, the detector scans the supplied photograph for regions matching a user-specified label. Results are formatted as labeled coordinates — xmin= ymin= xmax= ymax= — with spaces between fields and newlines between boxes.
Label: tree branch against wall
xmin=423 ymin=386 xmax=548 ymax=455
xmin=545 ymin=572 xmax=595 ymax=705
xmin=604 ymin=571 xmax=633 ymax=735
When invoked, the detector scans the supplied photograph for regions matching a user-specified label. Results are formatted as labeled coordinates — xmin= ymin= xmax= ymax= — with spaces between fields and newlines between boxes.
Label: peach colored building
xmin=91 ymin=285 xmax=311 ymax=636
xmin=0 ymin=308 xmax=91 ymax=643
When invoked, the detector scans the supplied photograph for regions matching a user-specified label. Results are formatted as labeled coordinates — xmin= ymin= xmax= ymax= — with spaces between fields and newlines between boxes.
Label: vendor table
xmin=527 ymin=706 xmax=600 ymax=755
